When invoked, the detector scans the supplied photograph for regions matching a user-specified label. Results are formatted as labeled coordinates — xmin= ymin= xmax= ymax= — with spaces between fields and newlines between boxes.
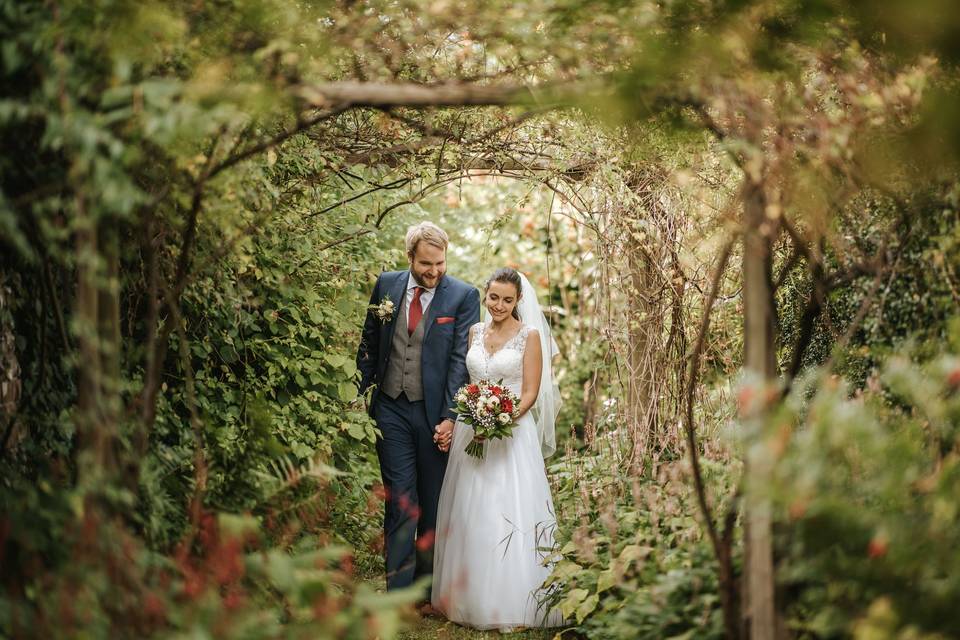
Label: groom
xmin=356 ymin=221 xmax=480 ymax=597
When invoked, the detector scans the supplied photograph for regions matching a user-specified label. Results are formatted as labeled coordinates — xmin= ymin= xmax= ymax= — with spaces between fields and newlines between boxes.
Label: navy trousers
xmin=374 ymin=393 xmax=449 ymax=594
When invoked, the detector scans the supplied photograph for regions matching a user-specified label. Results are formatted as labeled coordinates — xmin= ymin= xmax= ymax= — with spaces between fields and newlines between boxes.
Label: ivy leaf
xmin=558 ymin=588 xmax=589 ymax=619
xmin=596 ymin=568 xmax=618 ymax=593
xmin=550 ymin=560 xmax=584 ymax=581
xmin=325 ymin=353 xmax=346 ymax=368
xmin=347 ymin=422 xmax=366 ymax=440
xmin=342 ymin=359 xmax=357 ymax=378
xmin=560 ymin=540 xmax=579 ymax=555
xmin=265 ymin=550 xmax=296 ymax=592
xmin=618 ymin=544 xmax=652 ymax=566
xmin=290 ymin=442 xmax=313 ymax=458
xmin=575 ymin=594 xmax=599 ymax=623
xmin=338 ymin=382 xmax=358 ymax=402
xmin=336 ymin=297 xmax=353 ymax=315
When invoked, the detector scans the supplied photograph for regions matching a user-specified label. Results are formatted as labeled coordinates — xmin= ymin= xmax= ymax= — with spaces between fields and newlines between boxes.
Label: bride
xmin=430 ymin=267 xmax=564 ymax=631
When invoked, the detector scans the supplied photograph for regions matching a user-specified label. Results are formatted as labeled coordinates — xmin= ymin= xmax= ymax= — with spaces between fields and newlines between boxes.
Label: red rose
xmin=491 ymin=386 xmax=502 ymax=397
xmin=467 ymin=384 xmax=480 ymax=395
xmin=502 ymin=399 xmax=513 ymax=413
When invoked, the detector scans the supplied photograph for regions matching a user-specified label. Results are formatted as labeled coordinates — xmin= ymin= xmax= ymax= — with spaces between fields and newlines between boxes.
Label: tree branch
xmin=682 ymin=236 xmax=739 ymax=639
xmin=209 ymin=106 xmax=350 ymax=179
xmin=297 ymin=81 xmax=540 ymax=109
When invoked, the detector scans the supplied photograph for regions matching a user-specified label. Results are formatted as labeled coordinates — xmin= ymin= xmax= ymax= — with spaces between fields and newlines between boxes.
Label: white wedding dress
xmin=432 ymin=322 xmax=564 ymax=630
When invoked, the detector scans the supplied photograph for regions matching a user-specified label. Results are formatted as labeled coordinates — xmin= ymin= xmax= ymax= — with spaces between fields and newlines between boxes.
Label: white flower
xmin=497 ymin=412 xmax=511 ymax=425
xmin=371 ymin=296 xmax=396 ymax=322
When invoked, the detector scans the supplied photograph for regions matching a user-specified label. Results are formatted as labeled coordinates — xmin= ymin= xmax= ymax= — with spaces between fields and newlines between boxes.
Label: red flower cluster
xmin=452 ymin=378 xmax=522 ymax=459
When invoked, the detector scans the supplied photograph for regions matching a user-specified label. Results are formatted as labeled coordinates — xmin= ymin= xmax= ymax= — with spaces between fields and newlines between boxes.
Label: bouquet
xmin=452 ymin=379 xmax=521 ymax=459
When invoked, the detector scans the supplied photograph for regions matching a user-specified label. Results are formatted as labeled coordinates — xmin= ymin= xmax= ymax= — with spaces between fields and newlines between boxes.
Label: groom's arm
xmin=356 ymin=274 xmax=383 ymax=395
xmin=441 ymin=286 xmax=481 ymax=422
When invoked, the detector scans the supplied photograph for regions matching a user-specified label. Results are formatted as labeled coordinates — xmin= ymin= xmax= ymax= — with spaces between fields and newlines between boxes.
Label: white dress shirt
xmin=405 ymin=272 xmax=436 ymax=325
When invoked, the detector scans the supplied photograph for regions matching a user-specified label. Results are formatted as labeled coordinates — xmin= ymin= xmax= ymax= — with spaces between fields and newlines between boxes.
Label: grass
xmin=360 ymin=575 xmax=558 ymax=640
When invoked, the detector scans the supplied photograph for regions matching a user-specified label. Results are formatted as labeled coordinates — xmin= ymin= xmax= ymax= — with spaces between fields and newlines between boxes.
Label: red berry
xmin=867 ymin=536 xmax=888 ymax=559
xmin=947 ymin=368 xmax=960 ymax=389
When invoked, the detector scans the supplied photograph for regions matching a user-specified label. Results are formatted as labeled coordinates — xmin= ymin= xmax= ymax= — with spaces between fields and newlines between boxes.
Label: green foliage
xmin=839 ymin=194 xmax=960 ymax=381
xmin=1 ymin=1 xmax=409 ymax=635
xmin=3 ymin=0 xmax=960 ymax=638
xmin=0 ymin=475 xmax=415 ymax=639
xmin=777 ymin=187 xmax=960 ymax=388
xmin=770 ymin=321 xmax=960 ymax=638
xmin=544 ymin=427 xmax=737 ymax=639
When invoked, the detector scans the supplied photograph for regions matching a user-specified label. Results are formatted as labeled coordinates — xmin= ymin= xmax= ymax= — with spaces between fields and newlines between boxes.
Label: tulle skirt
xmin=432 ymin=413 xmax=564 ymax=630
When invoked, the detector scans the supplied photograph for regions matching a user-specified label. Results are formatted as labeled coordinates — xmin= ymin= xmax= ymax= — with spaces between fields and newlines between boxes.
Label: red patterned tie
xmin=408 ymin=286 xmax=424 ymax=335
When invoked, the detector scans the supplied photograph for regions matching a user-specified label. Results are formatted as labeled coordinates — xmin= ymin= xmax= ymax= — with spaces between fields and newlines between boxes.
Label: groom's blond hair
xmin=405 ymin=221 xmax=448 ymax=257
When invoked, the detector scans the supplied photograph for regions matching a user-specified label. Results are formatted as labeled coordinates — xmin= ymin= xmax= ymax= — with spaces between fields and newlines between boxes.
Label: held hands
xmin=433 ymin=419 xmax=454 ymax=452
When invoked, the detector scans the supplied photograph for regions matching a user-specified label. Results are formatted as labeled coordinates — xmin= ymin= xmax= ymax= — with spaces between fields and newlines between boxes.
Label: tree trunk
xmin=626 ymin=234 xmax=658 ymax=460
xmin=0 ymin=270 xmax=22 ymax=452
xmin=75 ymin=199 xmax=105 ymax=483
xmin=98 ymin=227 xmax=122 ymax=463
xmin=741 ymin=180 xmax=778 ymax=639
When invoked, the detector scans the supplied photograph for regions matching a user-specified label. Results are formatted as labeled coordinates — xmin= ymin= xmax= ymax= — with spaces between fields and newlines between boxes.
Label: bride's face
xmin=485 ymin=280 xmax=520 ymax=322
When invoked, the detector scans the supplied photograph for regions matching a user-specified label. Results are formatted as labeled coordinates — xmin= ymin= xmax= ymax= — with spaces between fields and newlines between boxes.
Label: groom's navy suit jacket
xmin=357 ymin=271 xmax=480 ymax=428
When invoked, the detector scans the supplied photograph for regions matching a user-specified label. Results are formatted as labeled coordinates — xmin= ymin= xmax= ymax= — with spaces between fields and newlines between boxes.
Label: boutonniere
xmin=370 ymin=295 xmax=396 ymax=323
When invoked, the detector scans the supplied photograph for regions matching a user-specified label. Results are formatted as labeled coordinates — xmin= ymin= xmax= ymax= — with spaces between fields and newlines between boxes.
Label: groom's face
xmin=408 ymin=242 xmax=446 ymax=289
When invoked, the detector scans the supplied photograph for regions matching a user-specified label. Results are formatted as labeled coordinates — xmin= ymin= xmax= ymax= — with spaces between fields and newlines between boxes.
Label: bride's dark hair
xmin=484 ymin=267 xmax=523 ymax=320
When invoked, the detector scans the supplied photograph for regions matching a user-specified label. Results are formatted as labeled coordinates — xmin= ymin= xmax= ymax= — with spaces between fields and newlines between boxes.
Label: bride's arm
xmin=517 ymin=329 xmax=542 ymax=418
xmin=435 ymin=323 xmax=479 ymax=451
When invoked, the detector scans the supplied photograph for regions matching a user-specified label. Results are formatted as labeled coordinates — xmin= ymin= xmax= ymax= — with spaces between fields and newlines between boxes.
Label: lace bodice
xmin=465 ymin=322 xmax=534 ymax=394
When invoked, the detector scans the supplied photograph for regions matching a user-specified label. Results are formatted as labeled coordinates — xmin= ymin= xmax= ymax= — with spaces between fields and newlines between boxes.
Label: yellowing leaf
xmin=550 ymin=560 xmax=583 ymax=581
xmin=618 ymin=544 xmax=652 ymax=566
xmin=596 ymin=568 xmax=618 ymax=593
xmin=575 ymin=594 xmax=599 ymax=623
xmin=558 ymin=588 xmax=589 ymax=619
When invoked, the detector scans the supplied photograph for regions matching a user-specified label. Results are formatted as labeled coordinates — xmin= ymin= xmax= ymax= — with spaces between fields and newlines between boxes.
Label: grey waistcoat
xmin=381 ymin=292 xmax=425 ymax=401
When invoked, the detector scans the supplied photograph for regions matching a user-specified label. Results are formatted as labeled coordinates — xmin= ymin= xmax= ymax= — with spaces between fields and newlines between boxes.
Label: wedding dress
xmin=431 ymin=321 xmax=564 ymax=630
